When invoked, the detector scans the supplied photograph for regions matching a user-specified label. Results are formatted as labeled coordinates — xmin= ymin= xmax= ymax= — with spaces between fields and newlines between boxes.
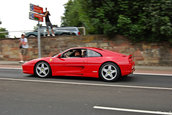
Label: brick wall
xmin=0 ymin=35 xmax=172 ymax=66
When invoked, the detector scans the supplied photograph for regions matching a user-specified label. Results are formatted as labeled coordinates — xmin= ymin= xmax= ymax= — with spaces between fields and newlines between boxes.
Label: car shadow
xmin=118 ymin=75 xmax=135 ymax=82
xmin=24 ymin=74 xmax=99 ymax=82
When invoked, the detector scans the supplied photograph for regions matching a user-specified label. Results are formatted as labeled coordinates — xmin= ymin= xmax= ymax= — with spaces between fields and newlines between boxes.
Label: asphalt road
xmin=0 ymin=68 xmax=172 ymax=115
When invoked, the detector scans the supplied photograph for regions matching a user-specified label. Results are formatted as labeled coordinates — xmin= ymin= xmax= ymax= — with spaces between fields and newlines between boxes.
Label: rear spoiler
xmin=128 ymin=54 xmax=133 ymax=59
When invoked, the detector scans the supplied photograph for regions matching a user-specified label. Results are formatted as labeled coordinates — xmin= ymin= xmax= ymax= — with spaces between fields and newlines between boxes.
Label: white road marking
xmin=0 ymin=78 xmax=172 ymax=91
xmin=134 ymin=72 xmax=172 ymax=76
xmin=93 ymin=106 xmax=172 ymax=115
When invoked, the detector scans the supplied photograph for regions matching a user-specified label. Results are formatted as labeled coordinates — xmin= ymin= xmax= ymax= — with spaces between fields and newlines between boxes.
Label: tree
xmin=61 ymin=0 xmax=172 ymax=43
xmin=0 ymin=20 xmax=8 ymax=38
xmin=61 ymin=0 xmax=82 ymax=27
xmin=0 ymin=28 xmax=8 ymax=38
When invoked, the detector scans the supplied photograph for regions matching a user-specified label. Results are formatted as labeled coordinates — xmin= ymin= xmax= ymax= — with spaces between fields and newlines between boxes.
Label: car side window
xmin=61 ymin=50 xmax=74 ymax=58
xmin=87 ymin=50 xmax=102 ymax=57
xmin=61 ymin=49 xmax=82 ymax=58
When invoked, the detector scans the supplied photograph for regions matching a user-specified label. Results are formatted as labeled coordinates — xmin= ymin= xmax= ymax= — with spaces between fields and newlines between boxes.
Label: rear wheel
xmin=99 ymin=62 xmax=120 ymax=82
xmin=34 ymin=61 xmax=51 ymax=78
xmin=72 ymin=33 xmax=76 ymax=36
xmin=61 ymin=33 xmax=70 ymax=36
xmin=28 ymin=34 xmax=37 ymax=37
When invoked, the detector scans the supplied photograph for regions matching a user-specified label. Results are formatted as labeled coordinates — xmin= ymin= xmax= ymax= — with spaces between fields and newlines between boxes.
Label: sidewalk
xmin=134 ymin=66 xmax=172 ymax=75
xmin=0 ymin=61 xmax=22 ymax=68
xmin=0 ymin=61 xmax=172 ymax=75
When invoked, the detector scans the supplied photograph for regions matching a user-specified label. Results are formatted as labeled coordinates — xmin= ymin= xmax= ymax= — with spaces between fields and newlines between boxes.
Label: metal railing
xmin=0 ymin=30 xmax=32 ymax=38
xmin=0 ymin=26 xmax=86 ymax=38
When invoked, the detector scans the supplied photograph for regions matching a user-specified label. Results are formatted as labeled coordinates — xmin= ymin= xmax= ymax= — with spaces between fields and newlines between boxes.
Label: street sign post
xmin=29 ymin=3 xmax=44 ymax=58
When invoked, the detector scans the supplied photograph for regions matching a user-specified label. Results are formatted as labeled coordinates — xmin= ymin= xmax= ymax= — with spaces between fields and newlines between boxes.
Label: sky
xmin=0 ymin=0 xmax=69 ymax=37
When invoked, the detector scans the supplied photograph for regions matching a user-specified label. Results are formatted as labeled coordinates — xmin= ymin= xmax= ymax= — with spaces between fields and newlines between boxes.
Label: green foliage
xmin=0 ymin=20 xmax=8 ymax=38
xmin=61 ymin=0 xmax=82 ymax=27
xmin=61 ymin=0 xmax=172 ymax=42
xmin=0 ymin=28 xmax=8 ymax=38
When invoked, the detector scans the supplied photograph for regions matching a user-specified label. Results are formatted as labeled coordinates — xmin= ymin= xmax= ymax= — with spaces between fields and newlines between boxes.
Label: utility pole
xmin=37 ymin=21 xmax=41 ymax=58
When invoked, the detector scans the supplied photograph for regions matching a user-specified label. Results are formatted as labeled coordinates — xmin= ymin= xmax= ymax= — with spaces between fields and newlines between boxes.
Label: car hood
xmin=23 ymin=57 xmax=53 ymax=65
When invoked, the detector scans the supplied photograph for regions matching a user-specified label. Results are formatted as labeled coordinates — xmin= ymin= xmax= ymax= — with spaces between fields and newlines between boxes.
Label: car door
xmin=54 ymin=49 xmax=86 ymax=76
xmin=83 ymin=49 xmax=103 ymax=77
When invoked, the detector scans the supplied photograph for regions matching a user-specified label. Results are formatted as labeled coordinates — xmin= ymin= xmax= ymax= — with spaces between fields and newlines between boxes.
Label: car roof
xmin=69 ymin=47 xmax=103 ymax=50
xmin=67 ymin=47 xmax=104 ymax=53
xmin=58 ymin=27 xmax=77 ymax=28
xmin=68 ymin=47 xmax=125 ymax=57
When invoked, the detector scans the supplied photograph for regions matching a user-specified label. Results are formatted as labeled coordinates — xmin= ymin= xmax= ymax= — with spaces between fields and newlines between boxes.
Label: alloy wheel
xmin=100 ymin=62 xmax=120 ymax=81
xmin=35 ymin=62 xmax=50 ymax=78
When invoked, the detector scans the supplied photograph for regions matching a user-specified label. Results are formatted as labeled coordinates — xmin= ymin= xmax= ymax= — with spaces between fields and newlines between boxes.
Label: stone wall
xmin=0 ymin=35 xmax=172 ymax=66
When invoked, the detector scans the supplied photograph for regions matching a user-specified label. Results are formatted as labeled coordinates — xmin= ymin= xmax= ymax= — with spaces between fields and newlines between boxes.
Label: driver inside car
xmin=74 ymin=50 xmax=81 ymax=57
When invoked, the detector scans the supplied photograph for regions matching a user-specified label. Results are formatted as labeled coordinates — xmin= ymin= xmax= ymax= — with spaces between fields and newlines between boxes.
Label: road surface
xmin=0 ymin=68 xmax=172 ymax=115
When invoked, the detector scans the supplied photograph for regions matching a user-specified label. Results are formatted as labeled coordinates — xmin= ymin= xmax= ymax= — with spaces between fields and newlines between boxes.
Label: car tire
xmin=28 ymin=34 xmax=37 ymax=37
xmin=72 ymin=33 xmax=76 ymax=36
xmin=99 ymin=62 xmax=121 ymax=82
xmin=34 ymin=61 xmax=51 ymax=78
xmin=61 ymin=33 xmax=69 ymax=36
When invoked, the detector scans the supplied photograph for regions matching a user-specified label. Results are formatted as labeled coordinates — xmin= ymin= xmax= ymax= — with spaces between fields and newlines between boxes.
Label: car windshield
xmin=53 ymin=53 xmax=61 ymax=57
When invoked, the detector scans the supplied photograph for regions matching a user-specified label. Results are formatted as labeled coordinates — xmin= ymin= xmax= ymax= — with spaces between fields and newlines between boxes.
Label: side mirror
xmin=57 ymin=54 xmax=62 ymax=58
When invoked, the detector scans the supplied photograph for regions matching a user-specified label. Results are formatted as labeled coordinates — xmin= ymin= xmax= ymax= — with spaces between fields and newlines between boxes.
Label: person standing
xmin=19 ymin=34 xmax=29 ymax=63
xmin=43 ymin=8 xmax=55 ymax=36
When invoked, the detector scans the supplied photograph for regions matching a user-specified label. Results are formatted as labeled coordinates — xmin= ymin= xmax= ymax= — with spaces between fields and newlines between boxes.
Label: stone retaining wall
xmin=0 ymin=35 xmax=172 ymax=66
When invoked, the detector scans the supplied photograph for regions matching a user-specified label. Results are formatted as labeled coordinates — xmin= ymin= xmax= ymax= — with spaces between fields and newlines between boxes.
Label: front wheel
xmin=99 ymin=62 xmax=121 ymax=82
xmin=34 ymin=61 xmax=51 ymax=78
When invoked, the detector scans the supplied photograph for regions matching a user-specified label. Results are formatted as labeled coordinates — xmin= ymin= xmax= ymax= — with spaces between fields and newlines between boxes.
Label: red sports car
xmin=22 ymin=47 xmax=135 ymax=81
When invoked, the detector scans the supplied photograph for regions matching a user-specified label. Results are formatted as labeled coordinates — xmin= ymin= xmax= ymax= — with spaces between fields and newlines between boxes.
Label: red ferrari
xmin=22 ymin=47 xmax=135 ymax=81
